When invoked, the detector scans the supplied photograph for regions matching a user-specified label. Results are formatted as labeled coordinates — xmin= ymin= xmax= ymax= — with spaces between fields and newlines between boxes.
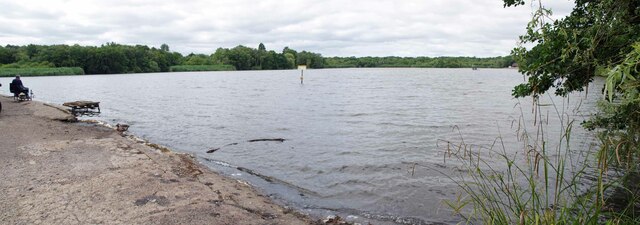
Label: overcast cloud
xmin=0 ymin=0 xmax=574 ymax=57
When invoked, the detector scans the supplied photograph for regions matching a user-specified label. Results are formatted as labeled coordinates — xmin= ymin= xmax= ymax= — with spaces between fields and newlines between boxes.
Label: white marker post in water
xmin=298 ymin=65 xmax=307 ymax=84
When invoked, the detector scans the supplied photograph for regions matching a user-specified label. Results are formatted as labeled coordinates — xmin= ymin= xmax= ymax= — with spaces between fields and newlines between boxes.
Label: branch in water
xmin=206 ymin=139 xmax=285 ymax=154
xmin=247 ymin=138 xmax=286 ymax=142
xmin=207 ymin=142 xmax=239 ymax=153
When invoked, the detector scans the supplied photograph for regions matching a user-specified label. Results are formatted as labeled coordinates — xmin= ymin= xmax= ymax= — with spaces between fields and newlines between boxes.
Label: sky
xmin=0 ymin=0 xmax=575 ymax=57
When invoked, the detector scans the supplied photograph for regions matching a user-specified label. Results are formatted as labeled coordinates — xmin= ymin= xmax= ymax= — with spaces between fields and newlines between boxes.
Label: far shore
xmin=0 ymin=66 xmax=519 ymax=78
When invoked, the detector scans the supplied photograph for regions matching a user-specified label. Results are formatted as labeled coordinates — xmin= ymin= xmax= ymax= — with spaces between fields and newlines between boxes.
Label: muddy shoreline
xmin=0 ymin=96 xmax=318 ymax=224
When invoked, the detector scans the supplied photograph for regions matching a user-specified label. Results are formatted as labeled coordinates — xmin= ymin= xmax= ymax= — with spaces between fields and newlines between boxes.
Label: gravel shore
xmin=0 ymin=96 xmax=313 ymax=224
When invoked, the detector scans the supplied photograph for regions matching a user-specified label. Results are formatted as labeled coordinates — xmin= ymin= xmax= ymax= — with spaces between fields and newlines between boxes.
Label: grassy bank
xmin=169 ymin=64 xmax=236 ymax=72
xmin=0 ymin=67 xmax=85 ymax=77
xmin=0 ymin=64 xmax=236 ymax=77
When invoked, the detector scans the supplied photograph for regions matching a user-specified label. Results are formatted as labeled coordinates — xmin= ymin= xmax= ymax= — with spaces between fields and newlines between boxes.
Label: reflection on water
xmin=1 ymin=68 xmax=603 ymax=224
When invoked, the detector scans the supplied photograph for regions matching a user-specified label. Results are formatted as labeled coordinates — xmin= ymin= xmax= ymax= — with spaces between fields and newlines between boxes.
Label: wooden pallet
xmin=63 ymin=101 xmax=100 ymax=116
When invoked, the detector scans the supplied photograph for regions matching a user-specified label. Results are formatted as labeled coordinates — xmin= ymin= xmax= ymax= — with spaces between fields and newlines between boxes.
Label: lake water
xmin=0 ymin=68 xmax=603 ymax=224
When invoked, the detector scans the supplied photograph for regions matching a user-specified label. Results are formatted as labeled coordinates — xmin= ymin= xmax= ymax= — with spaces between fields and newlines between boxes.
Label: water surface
xmin=0 ymin=68 xmax=603 ymax=224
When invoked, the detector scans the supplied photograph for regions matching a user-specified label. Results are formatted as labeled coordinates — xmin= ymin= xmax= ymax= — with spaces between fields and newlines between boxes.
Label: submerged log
xmin=206 ymin=142 xmax=239 ymax=153
xmin=206 ymin=148 xmax=220 ymax=153
xmin=206 ymin=139 xmax=285 ymax=154
xmin=247 ymin=138 xmax=285 ymax=142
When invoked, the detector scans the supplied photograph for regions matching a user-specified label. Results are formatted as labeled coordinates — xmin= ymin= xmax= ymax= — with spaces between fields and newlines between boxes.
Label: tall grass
xmin=0 ymin=67 xmax=85 ymax=77
xmin=440 ymin=95 xmax=640 ymax=224
xmin=169 ymin=64 xmax=236 ymax=72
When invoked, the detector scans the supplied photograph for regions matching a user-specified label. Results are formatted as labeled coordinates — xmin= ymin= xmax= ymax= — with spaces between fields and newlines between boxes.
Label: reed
xmin=0 ymin=67 xmax=85 ymax=77
xmin=169 ymin=64 xmax=236 ymax=72
xmin=440 ymin=96 xmax=640 ymax=224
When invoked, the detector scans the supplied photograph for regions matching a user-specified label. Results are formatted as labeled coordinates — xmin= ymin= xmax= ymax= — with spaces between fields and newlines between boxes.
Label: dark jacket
xmin=11 ymin=79 xmax=23 ymax=88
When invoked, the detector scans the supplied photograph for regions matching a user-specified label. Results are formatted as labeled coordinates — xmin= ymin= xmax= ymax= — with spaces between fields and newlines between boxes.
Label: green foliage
xmin=296 ymin=51 xmax=325 ymax=68
xmin=183 ymin=53 xmax=215 ymax=65
xmin=0 ymin=43 xmax=180 ymax=75
xmin=583 ymin=43 xmax=640 ymax=170
xmin=1 ymin=61 xmax=55 ymax=68
xmin=603 ymin=43 xmax=640 ymax=104
xmin=284 ymin=53 xmax=296 ymax=68
xmin=160 ymin=43 xmax=170 ymax=52
xmin=509 ymin=0 xmax=640 ymax=98
xmin=209 ymin=44 xmax=297 ymax=70
xmin=502 ymin=0 xmax=524 ymax=7
xmin=0 ymin=67 xmax=84 ymax=77
xmin=282 ymin=46 xmax=298 ymax=69
xmin=169 ymin=64 xmax=236 ymax=72
xmin=228 ymin=45 xmax=256 ymax=70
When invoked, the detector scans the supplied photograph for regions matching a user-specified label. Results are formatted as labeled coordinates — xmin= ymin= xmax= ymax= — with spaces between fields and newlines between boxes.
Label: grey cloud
xmin=0 ymin=0 xmax=575 ymax=57
xmin=0 ymin=2 xmax=59 ymax=20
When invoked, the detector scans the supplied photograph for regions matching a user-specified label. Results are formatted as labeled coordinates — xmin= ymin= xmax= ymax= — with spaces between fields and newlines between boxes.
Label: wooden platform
xmin=63 ymin=101 xmax=100 ymax=116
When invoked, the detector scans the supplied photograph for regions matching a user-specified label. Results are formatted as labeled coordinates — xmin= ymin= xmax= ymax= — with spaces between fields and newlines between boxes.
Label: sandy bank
xmin=0 ymin=96 xmax=314 ymax=224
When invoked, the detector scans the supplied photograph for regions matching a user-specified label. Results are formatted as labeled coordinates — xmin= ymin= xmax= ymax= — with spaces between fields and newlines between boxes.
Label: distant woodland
xmin=0 ymin=43 xmax=515 ymax=76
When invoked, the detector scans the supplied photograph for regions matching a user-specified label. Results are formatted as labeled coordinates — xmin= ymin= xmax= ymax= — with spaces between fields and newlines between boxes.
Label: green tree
xmin=24 ymin=44 xmax=39 ymax=59
xmin=211 ymin=48 xmax=231 ymax=65
xmin=160 ymin=43 xmax=170 ymax=52
xmin=282 ymin=46 xmax=297 ymax=56
xmin=284 ymin=53 xmax=296 ymax=69
xmin=256 ymin=43 xmax=267 ymax=69
xmin=183 ymin=53 xmax=212 ymax=65
xmin=227 ymin=45 xmax=254 ymax=70
xmin=0 ymin=46 xmax=17 ymax=64
xmin=296 ymin=51 xmax=324 ymax=68
xmin=282 ymin=47 xmax=298 ymax=69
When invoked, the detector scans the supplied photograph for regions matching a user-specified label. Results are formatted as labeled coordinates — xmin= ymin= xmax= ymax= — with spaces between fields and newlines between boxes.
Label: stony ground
xmin=0 ymin=96 xmax=314 ymax=225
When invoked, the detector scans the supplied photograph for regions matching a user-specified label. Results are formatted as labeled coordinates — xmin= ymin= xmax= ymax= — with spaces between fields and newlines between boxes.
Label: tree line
xmin=0 ymin=42 xmax=514 ymax=75
xmin=0 ymin=43 xmax=181 ymax=74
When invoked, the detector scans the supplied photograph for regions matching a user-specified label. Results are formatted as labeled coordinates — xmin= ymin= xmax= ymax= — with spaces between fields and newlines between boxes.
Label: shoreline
xmin=0 ymin=67 xmax=518 ymax=78
xmin=0 ymin=96 xmax=316 ymax=224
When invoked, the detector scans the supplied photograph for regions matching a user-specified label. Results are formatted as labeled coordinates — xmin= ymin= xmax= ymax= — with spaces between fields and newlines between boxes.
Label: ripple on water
xmin=20 ymin=68 xmax=604 ymax=225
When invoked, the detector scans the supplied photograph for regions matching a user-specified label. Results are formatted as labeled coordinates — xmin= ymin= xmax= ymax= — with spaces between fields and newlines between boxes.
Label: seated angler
xmin=10 ymin=75 xmax=29 ymax=95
